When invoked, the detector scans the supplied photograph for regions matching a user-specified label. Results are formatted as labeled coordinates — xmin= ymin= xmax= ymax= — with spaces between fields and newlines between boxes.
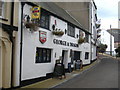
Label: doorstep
xmin=21 ymin=59 xmax=100 ymax=89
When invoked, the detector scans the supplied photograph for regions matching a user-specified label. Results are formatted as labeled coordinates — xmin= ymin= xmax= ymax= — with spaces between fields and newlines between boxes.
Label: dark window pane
xmin=40 ymin=9 xmax=50 ymax=29
xmin=43 ymin=49 xmax=47 ymax=62
xmin=46 ymin=49 xmax=51 ymax=62
xmin=67 ymin=23 xmax=75 ymax=37
xmin=0 ymin=1 xmax=3 ymax=16
xmin=85 ymin=52 xmax=89 ymax=59
xmin=36 ymin=48 xmax=51 ymax=63
xmin=0 ymin=9 xmax=2 ymax=16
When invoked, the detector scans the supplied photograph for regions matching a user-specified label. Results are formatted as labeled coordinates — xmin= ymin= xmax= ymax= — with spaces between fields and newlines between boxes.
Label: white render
xmin=13 ymin=3 xmax=93 ymax=87
xmin=91 ymin=1 xmax=97 ymax=61
xmin=100 ymin=30 xmax=115 ymax=54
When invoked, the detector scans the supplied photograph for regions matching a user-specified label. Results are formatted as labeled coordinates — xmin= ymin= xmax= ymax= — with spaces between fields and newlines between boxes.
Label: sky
xmin=94 ymin=0 xmax=119 ymax=29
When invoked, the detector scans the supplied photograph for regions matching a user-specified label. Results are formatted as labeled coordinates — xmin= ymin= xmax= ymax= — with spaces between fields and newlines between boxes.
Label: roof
xmin=35 ymin=2 xmax=91 ymax=34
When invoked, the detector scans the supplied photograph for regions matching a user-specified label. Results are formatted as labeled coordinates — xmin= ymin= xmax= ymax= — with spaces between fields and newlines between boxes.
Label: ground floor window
xmin=36 ymin=47 xmax=51 ymax=63
xmin=74 ymin=51 xmax=81 ymax=60
xmin=85 ymin=52 xmax=89 ymax=59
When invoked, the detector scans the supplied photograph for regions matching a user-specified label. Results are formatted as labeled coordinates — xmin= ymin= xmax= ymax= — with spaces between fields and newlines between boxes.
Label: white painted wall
xmin=14 ymin=4 xmax=91 ymax=86
xmin=100 ymin=30 xmax=114 ymax=52
xmin=91 ymin=1 xmax=97 ymax=61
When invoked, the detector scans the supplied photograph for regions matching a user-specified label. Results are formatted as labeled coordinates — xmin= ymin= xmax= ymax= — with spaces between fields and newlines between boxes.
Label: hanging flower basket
xmin=52 ymin=30 xmax=64 ymax=36
xmin=78 ymin=37 xmax=85 ymax=44
xmin=25 ymin=22 xmax=39 ymax=32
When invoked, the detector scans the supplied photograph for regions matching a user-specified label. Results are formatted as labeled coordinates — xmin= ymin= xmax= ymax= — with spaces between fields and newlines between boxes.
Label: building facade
xmin=0 ymin=1 xmax=18 ymax=88
xmin=91 ymin=0 xmax=98 ymax=61
xmin=107 ymin=28 xmax=120 ymax=49
xmin=0 ymin=1 xmax=98 ymax=89
xmin=100 ymin=30 xmax=115 ymax=55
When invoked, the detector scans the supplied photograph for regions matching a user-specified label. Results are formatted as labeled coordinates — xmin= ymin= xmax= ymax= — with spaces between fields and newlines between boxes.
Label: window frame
xmin=35 ymin=47 xmax=51 ymax=63
xmin=85 ymin=33 xmax=89 ymax=43
xmin=0 ymin=0 xmax=5 ymax=18
xmin=67 ymin=23 xmax=75 ymax=37
xmin=85 ymin=52 xmax=89 ymax=59
xmin=40 ymin=8 xmax=50 ymax=30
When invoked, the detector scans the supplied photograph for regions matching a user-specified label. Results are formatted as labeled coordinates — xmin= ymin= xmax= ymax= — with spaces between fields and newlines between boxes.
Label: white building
xmin=91 ymin=0 xmax=98 ymax=62
xmin=0 ymin=1 xmax=99 ymax=89
xmin=100 ymin=30 xmax=115 ymax=55
xmin=12 ymin=2 xmax=93 ymax=87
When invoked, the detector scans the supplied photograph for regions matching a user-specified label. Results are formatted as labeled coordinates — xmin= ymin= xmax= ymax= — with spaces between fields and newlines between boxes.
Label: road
xmin=53 ymin=55 xmax=119 ymax=88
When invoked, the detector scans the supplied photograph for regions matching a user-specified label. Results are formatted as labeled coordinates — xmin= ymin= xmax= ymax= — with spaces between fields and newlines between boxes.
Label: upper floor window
xmin=67 ymin=23 xmax=75 ymax=37
xmin=85 ymin=33 xmax=89 ymax=42
xmin=40 ymin=9 xmax=50 ymax=30
xmin=0 ymin=1 xmax=4 ymax=18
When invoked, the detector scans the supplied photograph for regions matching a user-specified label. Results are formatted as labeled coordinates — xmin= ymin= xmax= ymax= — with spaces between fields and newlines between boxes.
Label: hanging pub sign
xmin=39 ymin=31 xmax=47 ymax=44
xmin=31 ymin=6 xmax=40 ymax=19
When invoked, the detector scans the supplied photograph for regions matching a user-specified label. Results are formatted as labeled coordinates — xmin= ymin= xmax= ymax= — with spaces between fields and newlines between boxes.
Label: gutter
xmin=19 ymin=2 xmax=25 ymax=86
xmin=10 ymin=1 xmax=14 ymax=88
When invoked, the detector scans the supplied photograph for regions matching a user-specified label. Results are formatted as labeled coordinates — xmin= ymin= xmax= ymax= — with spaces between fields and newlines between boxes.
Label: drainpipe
xmin=10 ymin=1 xmax=14 ymax=88
xmin=19 ymin=2 xmax=25 ymax=86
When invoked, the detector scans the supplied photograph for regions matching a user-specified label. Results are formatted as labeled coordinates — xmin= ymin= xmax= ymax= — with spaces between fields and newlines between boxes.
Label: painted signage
xmin=53 ymin=39 xmax=79 ymax=47
xmin=39 ymin=31 xmax=47 ymax=44
xmin=31 ymin=6 xmax=40 ymax=19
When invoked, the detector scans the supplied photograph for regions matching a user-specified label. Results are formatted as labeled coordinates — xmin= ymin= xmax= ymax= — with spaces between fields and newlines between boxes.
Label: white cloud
xmin=100 ymin=17 xmax=118 ymax=29
xmin=94 ymin=0 xmax=119 ymax=29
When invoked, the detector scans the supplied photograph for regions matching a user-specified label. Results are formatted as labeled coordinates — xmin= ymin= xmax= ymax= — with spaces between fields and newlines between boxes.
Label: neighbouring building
xmin=0 ymin=1 xmax=18 ymax=88
xmin=100 ymin=29 xmax=115 ymax=55
xmin=90 ymin=0 xmax=99 ymax=62
xmin=107 ymin=28 xmax=120 ymax=49
xmin=0 ymin=1 xmax=99 ymax=89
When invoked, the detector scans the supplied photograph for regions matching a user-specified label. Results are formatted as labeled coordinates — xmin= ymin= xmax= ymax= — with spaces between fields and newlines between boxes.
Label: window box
xmin=24 ymin=22 xmax=39 ymax=32
xmin=52 ymin=29 xmax=64 ymax=36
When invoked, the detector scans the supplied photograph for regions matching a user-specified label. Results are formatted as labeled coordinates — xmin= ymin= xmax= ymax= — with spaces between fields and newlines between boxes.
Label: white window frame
xmin=0 ymin=1 xmax=5 ymax=18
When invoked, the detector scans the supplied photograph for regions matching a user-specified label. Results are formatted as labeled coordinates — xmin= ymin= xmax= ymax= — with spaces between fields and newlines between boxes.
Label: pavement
xmin=21 ymin=59 xmax=101 ymax=89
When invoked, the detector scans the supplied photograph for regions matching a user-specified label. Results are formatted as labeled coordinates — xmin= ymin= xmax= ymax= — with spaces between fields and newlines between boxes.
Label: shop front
xmin=13 ymin=2 xmax=91 ymax=87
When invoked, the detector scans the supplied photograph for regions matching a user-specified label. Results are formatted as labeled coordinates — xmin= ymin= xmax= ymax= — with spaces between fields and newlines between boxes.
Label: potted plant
xmin=78 ymin=37 xmax=85 ymax=44
xmin=25 ymin=22 xmax=39 ymax=32
xmin=52 ymin=29 xmax=64 ymax=36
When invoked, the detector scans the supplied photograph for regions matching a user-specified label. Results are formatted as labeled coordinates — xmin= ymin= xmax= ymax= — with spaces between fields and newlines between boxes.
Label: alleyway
xmin=53 ymin=55 xmax=119 ymax=88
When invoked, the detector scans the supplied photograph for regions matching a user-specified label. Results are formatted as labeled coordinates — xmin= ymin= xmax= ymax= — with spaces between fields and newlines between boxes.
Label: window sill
xmin=0 ymin=17 xmax=8 ymax=21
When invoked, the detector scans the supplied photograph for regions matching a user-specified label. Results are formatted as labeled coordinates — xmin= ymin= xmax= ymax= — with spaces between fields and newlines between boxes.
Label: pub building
xmin=12 ymin=2 xmax=95 ymax=87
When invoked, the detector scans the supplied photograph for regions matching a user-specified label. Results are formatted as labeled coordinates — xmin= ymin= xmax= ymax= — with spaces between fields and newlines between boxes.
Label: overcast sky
xmin=94 ymin=0 xmax=119 ymax=29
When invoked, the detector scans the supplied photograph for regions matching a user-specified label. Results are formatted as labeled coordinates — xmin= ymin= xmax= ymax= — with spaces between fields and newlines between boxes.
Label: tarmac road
xmin=53 ymin=55 xmax=119 ymax=89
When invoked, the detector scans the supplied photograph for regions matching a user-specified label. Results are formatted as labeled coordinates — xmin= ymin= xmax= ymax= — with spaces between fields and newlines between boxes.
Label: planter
xmin=78 ymin=37 xmax=85 ymax=44
xmin=25 ymin=22 xmax=39 ymax=32
xmin=52 ymin=30 xmax=64 ymax=36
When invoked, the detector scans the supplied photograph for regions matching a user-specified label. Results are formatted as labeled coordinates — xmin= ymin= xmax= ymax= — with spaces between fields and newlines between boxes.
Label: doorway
xmin=74 ymin=51 xmax=81 ymax=60
xmin=62 ymin=50 xmax=68 ymax=69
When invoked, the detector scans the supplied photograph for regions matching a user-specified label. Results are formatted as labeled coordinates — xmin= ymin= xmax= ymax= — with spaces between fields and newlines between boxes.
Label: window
xmin=0 ymin=1 xmax=4 ymax=17
xmin=74 ymin=51 xmax=81 ymax=60
xmin=67 ymin=23 xmax=75 ymax=37
xmin=40 ymin=9 xmax=50 ymax=30
xmin=85 ymin=33 xmax=89 ymax=42
xmin=36 ymin=48 xmax=51 ymax=63
xmin=85 ymin=52 xmax=89 ymax=59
